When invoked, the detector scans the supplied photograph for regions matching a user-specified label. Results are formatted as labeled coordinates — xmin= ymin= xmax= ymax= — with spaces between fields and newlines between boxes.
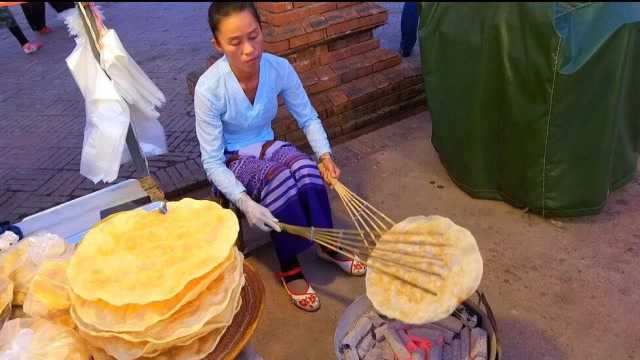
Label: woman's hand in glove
xmin=318 ymin=153 xmax=341 ymax=187
xmin=234 ymin=193 xmax=281 ymax=232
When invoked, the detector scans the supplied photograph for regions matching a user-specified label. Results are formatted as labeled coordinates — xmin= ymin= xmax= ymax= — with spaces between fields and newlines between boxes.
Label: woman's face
xmin=213 ymin=10 xmax=264 ymax=75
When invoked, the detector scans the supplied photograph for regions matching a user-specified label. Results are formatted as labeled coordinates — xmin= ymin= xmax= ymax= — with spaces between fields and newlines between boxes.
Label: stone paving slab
xmin=0 ymin=2 xmax=412 ymax=223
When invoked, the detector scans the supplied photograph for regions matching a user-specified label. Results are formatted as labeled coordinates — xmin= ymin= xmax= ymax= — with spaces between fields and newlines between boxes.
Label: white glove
xmin=234 ymin=193 xmax=281 ymax=232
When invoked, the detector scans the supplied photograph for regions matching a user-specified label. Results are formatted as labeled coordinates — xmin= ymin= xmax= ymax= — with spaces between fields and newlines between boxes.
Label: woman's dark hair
xmin=208 ymin=2 xmax=261 ymax=38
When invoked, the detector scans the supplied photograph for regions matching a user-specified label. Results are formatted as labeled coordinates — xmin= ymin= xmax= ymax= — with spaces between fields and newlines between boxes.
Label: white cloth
xmin=63 ymin=8 xmax=166 ymax=183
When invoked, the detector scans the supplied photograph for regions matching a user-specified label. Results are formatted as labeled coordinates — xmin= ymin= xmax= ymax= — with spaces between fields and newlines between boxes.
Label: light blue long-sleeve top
xmin=194 ymin=53 xmax=332 ymax=203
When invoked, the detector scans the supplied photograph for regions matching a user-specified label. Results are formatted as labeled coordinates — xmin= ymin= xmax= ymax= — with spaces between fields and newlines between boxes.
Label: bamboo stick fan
xmin=279 ymin=174 xmax=448 ymax=296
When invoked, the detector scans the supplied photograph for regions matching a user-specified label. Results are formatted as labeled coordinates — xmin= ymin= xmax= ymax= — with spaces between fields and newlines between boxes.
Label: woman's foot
xmin=22 ymin=42 xmax=42 ymax=54
xmin=317 ymin=246 xmax=367 ymax=276
xmin=277 ymin=267 xmax=320 ymax=312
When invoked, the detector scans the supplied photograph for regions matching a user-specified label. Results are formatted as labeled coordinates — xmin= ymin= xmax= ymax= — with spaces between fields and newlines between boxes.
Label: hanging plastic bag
xmin=62 ymin=6 xmax=167 ymax=183
xmin=64 ymin=11 xmax=130 ymax=183
xmin=100 ymin=29 xmax=167 ymax=160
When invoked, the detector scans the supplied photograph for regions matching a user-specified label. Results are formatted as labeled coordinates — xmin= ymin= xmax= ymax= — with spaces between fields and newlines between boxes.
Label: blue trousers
xmin=400 ymin=2 xmax=420 ymax=55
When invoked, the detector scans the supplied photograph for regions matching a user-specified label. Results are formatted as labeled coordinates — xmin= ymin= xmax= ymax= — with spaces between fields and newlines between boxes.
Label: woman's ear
xmin=212 ymin=36 xmax=223 ymax=54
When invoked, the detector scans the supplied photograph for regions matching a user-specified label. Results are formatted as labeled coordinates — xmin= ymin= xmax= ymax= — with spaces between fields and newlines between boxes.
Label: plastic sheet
xmin=419 ymin=3 xmax=640 ymax=216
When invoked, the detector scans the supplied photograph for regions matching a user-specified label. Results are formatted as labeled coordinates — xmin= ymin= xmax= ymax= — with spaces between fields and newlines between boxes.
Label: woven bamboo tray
xmin=204 ymin=262 xmax=265 ymax=360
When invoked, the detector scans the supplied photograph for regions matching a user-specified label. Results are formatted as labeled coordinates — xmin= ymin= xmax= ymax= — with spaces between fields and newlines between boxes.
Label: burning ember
xmin=339 ymin=306 xmax=488 ymax=360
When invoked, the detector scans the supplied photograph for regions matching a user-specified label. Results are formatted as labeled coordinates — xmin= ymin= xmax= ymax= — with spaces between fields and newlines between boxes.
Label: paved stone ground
xmin=0 ymin=2 xmax=413 ymax=223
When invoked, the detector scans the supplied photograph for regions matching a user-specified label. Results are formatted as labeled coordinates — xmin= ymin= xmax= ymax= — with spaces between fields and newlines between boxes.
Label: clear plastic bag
xmin=0 ymin=232 xmax=73 ymax=306
xmin=23 ymin=260 xmax=73 ymax=328
xmin=0 ymin=318 xmax=90 ymax=360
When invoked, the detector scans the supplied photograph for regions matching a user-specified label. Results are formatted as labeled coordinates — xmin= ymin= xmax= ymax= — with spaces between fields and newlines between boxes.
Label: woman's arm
xmin=194 ymin=87 xmax=246 ymax=203
xmin=280 ymin=61 xmax=332 ymax=159
xmin=280 ymin=62 xmax=342 ymax=183
xmin=195 ymin=83 xmax=280 ymax=232
xmin=280 ymin=61 xmax=341 ymax=183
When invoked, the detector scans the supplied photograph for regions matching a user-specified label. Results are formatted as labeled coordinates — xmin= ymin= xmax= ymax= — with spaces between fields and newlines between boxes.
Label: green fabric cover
xmin=418 ymin=2 xmax=640 ymax=217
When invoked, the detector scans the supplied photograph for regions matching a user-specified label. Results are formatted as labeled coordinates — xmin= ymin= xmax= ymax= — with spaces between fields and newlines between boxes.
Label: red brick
xmin=343 ymin=64 xmax=372 ymax=84
xmin=286 ymin=45 xmax=325 ymax=73
xmin=327 ymin=89 xmax=350 ymax=114
xmin=286 ymin=129 xmax=307 ymax=145
xmin=344 ymin=76 xmax=377 ymax=108
xmin=310 ymin=93 xmax=331 ymax=119
xmin=262 ymin=23 xmax=305 ymax=43
xmin=320 ymin=51 xmax=348 ymax=65
xmin=373 ymin=54 xmax=401 ymax=73
xmin=262 ymin=7 xmax=308 ymax=26
xmin=273 ymin=120 xmax=290 ymax=136
xmin=372 ymin=72 xmax=391 ymax=91
xmin=329 ymin=56 xmax=355 ymax=78
xmin=327 ymin=31 xmax=372 ymax=51
xmin=307 ymin=2 xmax=337 ymax=16
xmin=309 ymin=66 xmax=338 ymax=94
xmin=289 ymin=29 xmax=326 ymax=49
xmin=337 ymin=4 xmax=361 ymax=22
xmin=264 ymin=39 xmax=290 ymax=54
xmin=304 ymin=14 xmax=329 ymax=33
xmin=300 ymin=69 xmax=319 ymax=88
xmin=353 ymin=2 xmax=376 ymax=17
xmin=326 ymin=18 xmax=360 ymax=37
xmin=257 ymin=2 xmax=293 ymax=13
xmin=324 ymin=9 xmax=347 ymax=26
xmin=354 ymin=37 xmax=379 ymax=53
xmin=336 ymin=2 xmax=359 ymax=8
xmin=369 ymin=3 xmax=387 ymax=15
xmin=359 ymin=12 xmax=388 ymax=29
xmin=320 ymin=37 xmax=379 ymax=65
xmin=315 ymin=65 xmax=337 ymax=84
xmin=262 ymin=3 xmax=336 ymax=27
xmin=274 ymin=110 xmax=296 ymax=131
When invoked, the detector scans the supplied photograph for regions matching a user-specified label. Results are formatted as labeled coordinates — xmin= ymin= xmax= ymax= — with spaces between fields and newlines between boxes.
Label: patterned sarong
xmin=222 ymin=141 xmax=333 ymax=269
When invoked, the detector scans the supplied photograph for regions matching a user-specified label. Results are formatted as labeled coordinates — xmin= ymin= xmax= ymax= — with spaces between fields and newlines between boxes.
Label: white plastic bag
xmin=101 ymin=29 xmax=167 ymax=161
xmin=65 ymin=19 xmax=130 ymax=183
xmin=63 ymin=7 xmax=167 ymax=183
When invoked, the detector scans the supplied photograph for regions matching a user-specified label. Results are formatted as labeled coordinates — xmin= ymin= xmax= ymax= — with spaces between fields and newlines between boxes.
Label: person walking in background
xmin=20 ymin=2 xmax=74 ymax=34
xmin=0 ymin=5 xmax=42 ymax=54
xmin=400 ymin=2 xmax=419 ymax=57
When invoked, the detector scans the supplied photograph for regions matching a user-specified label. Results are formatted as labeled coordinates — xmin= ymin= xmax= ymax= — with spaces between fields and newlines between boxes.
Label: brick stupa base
xmin=187 ymin=2 xmax=426 ymax=152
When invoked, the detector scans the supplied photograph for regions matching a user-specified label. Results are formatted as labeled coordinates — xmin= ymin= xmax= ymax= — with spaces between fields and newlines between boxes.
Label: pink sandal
xmin=276 ymin=267 xmax=320 ymax=312
xmin=317 ymin=247 xmax=367 ymax=276
xmin=22 ymin=42 xmax=42 ymax=54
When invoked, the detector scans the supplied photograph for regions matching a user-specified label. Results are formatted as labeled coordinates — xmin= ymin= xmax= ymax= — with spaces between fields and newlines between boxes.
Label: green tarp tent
xmin=419 ymin=2 xmax=640 ymax=217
